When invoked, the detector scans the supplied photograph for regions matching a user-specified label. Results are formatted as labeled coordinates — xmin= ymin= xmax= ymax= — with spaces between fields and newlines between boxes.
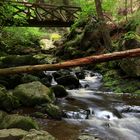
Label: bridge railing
xmin=1 ymin=1 xmax=81 ymax=27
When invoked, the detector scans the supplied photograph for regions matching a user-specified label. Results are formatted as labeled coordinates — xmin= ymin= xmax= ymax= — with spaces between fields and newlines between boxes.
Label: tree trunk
xmin=130 ymin=0 xmax=133 ymax=13
xmin=125 ymin=0 xmax=128 ymax=21
xmin=94 ymin=0 xmax=112 ymax=50
xmin=0 ymin=48 xmax=140 ymax=75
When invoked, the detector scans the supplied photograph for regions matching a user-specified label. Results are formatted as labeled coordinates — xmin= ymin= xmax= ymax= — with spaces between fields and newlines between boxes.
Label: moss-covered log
xmin=0 ymin=48 xmax=140 ymax=75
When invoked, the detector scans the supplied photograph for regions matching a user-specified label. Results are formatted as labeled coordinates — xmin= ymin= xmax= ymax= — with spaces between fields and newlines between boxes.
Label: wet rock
xmin=40 ymin=103 xmax=62 ymax=119
xmin=51 ymin=85 xmax=68 ymax=98
xmin=0 ymin=128 xmax=28 ymax=140
xmin=0 ymin=88 xmax=20 ymax=112
xmin=41 ymin=75 xmax=53 ymax=87
xmin=0 ymin=114 xmax=39 ymax=131
xmin=13 ymin=81 xmax=55 ymax=106
xmin=52 ymin=69 xmax=71 ymax=80
xmin=78 ymin=134 xmax=100 ymax=140
xmin=21 ymin=129 xmax=56 ymax=140
xmin=75 ymin=71 xmax=85 ymax=79
xmin=52 ymin=71 xmax=62 ymax=80
xmin=55 ymin=75 xmax=80 ymax=89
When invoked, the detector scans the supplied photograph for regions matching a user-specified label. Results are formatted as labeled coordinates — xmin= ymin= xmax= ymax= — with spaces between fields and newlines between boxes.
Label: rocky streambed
xmin=0 ymin=68 xmax=140 ymax=140
xmin=40 ymin=70 xmax=140 ymax=140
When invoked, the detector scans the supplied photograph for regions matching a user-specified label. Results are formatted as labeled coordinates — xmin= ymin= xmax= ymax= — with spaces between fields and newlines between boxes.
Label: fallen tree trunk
xmin=0 ymin=48 xmax=140 ymax=76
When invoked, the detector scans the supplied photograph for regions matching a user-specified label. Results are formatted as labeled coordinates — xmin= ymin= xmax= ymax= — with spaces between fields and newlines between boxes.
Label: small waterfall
xmin=44 ymin=71 xmax=57 ymax=85
xmin=43 ymin=69 xmax=140 ymax=140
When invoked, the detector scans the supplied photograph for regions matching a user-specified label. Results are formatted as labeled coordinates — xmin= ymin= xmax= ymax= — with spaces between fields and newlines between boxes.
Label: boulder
xmin=13 ymin=81 xmax=55 ymax=106
xmin=0 ymin=114 xmax=39 ymax=131
xmin=119 ymin=39 xmax=140 ymax=77
xmin=51 ymin=85 xmax=68 ymax=98
xmin=21 ymin=129 xmax=56 ymax=140
xmin=0 ymin=128 xmax=28 ymax=140
xmin=0 ymin=88 xmax=20 ymax=112
xmin=55 ymin=75 xmax=80 ymax=89
xmin=40 ymin=103 xmax=62 ymax=119
xmin=75 ymin=71 xmax=85 ymax=79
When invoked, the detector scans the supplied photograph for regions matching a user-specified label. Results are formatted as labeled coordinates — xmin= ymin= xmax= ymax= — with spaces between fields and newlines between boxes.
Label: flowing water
xmin=40 ymin=70 xmax=140 ymax=140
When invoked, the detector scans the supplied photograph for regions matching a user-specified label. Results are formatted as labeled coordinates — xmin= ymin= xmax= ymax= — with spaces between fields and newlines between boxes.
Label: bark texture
xmin=94 ymin=0 xmax=112 ymax=49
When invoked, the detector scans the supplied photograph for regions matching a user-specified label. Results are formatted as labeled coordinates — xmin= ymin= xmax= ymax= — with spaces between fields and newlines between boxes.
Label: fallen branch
xmin=0 ymin=48 xmax=140 ymax=76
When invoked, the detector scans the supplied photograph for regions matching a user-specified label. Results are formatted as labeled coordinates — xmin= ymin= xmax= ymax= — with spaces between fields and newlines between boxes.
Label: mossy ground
xmin=95 ymin=62 xmax=140 ymax=94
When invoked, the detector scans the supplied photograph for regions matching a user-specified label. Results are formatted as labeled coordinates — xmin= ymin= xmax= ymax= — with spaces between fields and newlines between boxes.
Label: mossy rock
xmin=55 ymin=18 xmax=103 ymax=59
xmin=1 ymin=55 xmax=39 ymax=68
xmin=40 ymin=103 xmax=62 ymax=119
xmin=0 ymin=88 xmax=20 ymax=112
xmin=13 ymin=81 xmax=55 ymax=106
xmin=0 ymin=128 xmax=28 ymax=140
xmin=21 ymin=74 xmax=40 ymax=83
xmin=31 ymin=112 xmax=47 ymax=119
xmin=51 ymin=85 xmax=68 ymax=98
xmin=0 ymin=111 xmax=7 ymax=122
xmin=22 ymin=129 xmax=56 ymax=140
xmin=0 ymin=114 xmax=39 ymax=131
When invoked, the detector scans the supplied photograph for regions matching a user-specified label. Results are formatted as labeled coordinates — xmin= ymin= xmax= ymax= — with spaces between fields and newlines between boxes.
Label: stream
xmin=38 ymin=70 xmax=140 ymax=140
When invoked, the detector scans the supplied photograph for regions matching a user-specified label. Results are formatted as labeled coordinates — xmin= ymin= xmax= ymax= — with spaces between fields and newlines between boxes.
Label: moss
xmin=0 ymin=128 xmax=28 ymax=140
xmin=21 ymin=74 xmax=40 ymax=83
xmin=13 ymin=81 xmax=55 ymax=106
xmin=0 ymin=111 xmax=7 ymax=122
xmin=22 ymin=129 xmax=56 ymax=140
xmin=101 ymin=66 xmax=140 ymax=94
xmin=40 ymin=103 xmax=62 ymax=119
xmin=134 ymin=90 xmax=140 ymax=94
xmin=51 ymin=85 xmax=68 ymax=98
xmin=64 ymin=34 xmax=82 ymax=48
xmin=31 ymin=112 xmax=47 ymax=119
xmin=50 ymin=33 xmax=62 ymax=41
xmin=0 ymin=89 xmax=20 ymax=112
xmin=0 ymin=114 xmax=39 ymax=131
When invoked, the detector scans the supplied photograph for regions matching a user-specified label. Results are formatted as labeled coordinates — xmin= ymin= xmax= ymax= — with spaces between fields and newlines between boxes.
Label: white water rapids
xmin=44 ymin=70 xmax=140 ymax=140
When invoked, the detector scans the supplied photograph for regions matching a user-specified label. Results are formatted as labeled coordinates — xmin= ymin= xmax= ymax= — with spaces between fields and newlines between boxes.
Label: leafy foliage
xmin=123 ymin=31 xmax=140 ymax=40
xmin=0 ymin=27 xmax=44 ymax=48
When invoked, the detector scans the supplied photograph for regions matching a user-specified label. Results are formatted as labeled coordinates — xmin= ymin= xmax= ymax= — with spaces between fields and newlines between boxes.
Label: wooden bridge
xmin=1 ymin=1 xmax=81 ymax=27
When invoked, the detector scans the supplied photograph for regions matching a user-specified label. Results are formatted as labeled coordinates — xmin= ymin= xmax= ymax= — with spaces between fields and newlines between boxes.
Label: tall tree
xmin=130 ymin=0 xmax=133 ymax=13
xmin=94 ymin=0 xmax=112 ymax=50
xmin=125 ymin=0 xmax=128 ymax=21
